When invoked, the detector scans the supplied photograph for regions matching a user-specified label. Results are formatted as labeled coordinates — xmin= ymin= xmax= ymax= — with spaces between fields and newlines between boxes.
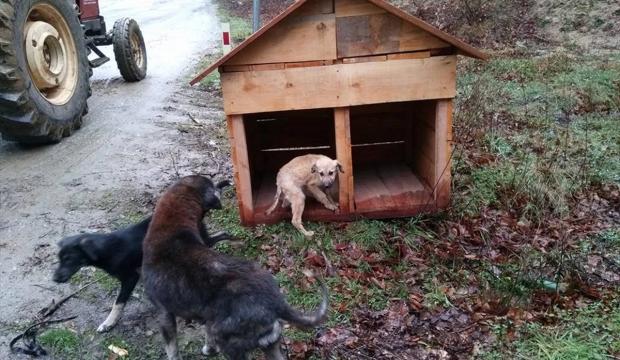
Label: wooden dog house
xmin=191 ymin=0 xmax=486 ymax=225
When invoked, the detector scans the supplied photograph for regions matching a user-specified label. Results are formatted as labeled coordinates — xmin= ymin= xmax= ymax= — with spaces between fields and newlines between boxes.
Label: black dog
xmin=53 ymin=181 xmax=231 ymax=332
xmin=143 ymin=176 xmax=328 ymax=360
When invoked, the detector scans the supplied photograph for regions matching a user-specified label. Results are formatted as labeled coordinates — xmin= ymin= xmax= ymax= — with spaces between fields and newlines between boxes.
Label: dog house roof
xmin=190 ymin=0 xmax=487 ymax=85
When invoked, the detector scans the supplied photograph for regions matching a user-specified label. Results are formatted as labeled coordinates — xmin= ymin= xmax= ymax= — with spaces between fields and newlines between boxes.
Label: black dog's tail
xmin=279 ymin=277 xmax=328 ymax=329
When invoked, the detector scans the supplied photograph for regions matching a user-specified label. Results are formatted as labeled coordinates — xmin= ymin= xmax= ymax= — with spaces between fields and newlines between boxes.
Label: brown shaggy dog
xmin=142 ymin=176 xmax=328 ymax=360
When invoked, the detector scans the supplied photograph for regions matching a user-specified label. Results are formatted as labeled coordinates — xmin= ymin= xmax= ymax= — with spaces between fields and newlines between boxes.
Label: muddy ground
xmin=0 ymin=0 xmax=233 ymax=358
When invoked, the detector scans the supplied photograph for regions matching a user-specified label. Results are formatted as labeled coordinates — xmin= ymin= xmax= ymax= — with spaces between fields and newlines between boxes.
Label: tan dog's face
xmin=311 ymin=158 xmax=343 ymax=188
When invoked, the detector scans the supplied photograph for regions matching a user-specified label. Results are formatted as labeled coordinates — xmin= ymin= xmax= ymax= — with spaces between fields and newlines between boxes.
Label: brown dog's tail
xmin=279 ymin=276 xmax=329 ymax=328
xmin=265 ymin=186 xmax=282 ymax=215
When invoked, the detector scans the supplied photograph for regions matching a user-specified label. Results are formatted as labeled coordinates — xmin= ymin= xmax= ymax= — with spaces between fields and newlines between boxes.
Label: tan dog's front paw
xmin=303 ymin=230 xmax=315 ymax=237
xmin=326 ymin=203 xmax=338 ymax=212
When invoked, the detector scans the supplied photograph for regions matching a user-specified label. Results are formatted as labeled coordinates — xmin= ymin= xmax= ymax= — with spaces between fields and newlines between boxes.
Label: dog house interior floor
xmin=252 ymin=163 xmax=433 ymax=222
xmin=353 ymin=163 xmax=433 ymax=213
xmin=247 ymin=100 xmax=440 ymax=222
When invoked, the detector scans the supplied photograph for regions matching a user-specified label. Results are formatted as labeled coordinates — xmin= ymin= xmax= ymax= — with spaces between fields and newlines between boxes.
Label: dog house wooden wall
xmin=191 ymin=0 xmax=486 ymax=225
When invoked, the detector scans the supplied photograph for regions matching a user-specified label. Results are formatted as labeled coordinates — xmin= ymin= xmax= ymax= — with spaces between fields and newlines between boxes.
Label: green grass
xmin=216 ymin=7 xmax=253 ymax=44
xmin=38 ymin=328 xmax=81 ymax=360
xmin=70 ymin=267 xmax=119 ymax=293
xmin=454 ymin=53 xmax=620 ymax=221
xmin=512 ymin=301 xmax=620 ymax=359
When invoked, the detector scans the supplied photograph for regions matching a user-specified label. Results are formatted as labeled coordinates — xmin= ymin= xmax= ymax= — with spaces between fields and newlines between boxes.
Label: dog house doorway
xmin=350 ymin=100 xmax=448 ymax=215
xmin=243 ymin=108 xmax=340 ymax=223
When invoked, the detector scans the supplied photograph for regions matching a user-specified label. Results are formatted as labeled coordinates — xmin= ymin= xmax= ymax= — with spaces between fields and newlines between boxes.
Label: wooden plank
xmin=342 ymin=55 xmax=387 ymax=64
xmin=335 ymin=0 xmax=385 ymax=17
xmin=285 ymin=60 xmax=334 ymax=69
xmin=221 ymin=56 xmax=457 ymax=115
xmin=223 ymin=61 xmax=335 ymax=73
xmin=334 ymin=107 xmax=354 ymax=213
xmin=387 ymin=50 xmax=431 ymax=60
xmin=336 ymin=13 xmax=448 ymax=58
xmin=378 ymin=164 xmax=432 ymax=206
xmin=296 ymin=0 xmax=334 ymax=16
xmin=414 ymin=151 xmax=435 ymax=188
xmin=411 ymin=101 xmax=436 ymax=189
xmin=222 ymin=64 xmax=252 ymax=72
xmin=434 ymin=99 xmax=453 ymax=208
xmin=251 ymin=63 xmax=285 ymax=71
xmin=227 ymin=115 xmax=254 ymax=225
xmin=364 ymin=0 xmax=487 ymax=60
xmin=226 ymin=14 xmax=337 ymax=66
xmin=399 ymin=20 xmax=449 ymax=52
xmin=190 ymin=0 xmax=486 ymax=85
xmin=354 ymin=167 xmax=395 ymax=212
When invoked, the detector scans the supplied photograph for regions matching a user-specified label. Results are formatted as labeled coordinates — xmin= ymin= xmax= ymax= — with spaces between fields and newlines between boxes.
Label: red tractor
xmin=0 ymin=0 xmax=147 ymax=143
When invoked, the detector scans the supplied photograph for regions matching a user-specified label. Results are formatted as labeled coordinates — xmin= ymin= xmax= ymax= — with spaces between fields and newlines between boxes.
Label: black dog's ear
xmin=311 ymin=164 xmax=318 ymax=173
xmin=337 ymin=162 xmax=344 ymax=173
xmin=216 ymin=180 xmax=231 ymax=190
xmin=79 ymin=237 xmax=99 ymax=262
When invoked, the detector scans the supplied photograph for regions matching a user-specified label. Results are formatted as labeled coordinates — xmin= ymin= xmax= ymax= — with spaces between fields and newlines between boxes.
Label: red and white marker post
xmin=222 ymin=23 xmax=231 ymax=55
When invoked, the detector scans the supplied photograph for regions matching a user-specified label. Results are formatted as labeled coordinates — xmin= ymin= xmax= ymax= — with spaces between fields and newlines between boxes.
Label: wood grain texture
xmin=227 ymin=115 xmax=254 ymax=224
xmin=387 ymin=50 xmax=431 ymax=60
xmin=190 ymin=0 xmax=486 ymax=85
xmin=221 ymin=56 xmax=457 ymax=115
xmin=434 ymin=99 xmax=453 ymax=208
xmin=335 ymin=0 xmax=386 ymax=17
xmin=336 ymin=13 xmax=448 ymax=58
xmin=334 ymin=107 xmax=354 ymax=213
xmin=354 ymin=164 xmax=432 ymax=212
xmin=411 ymin=101 xmax=437 ymax=189
xmin=226 ymin=13 xmax=337 ymax=66
xmin=296 ymin=0 xmax=335 ymax=16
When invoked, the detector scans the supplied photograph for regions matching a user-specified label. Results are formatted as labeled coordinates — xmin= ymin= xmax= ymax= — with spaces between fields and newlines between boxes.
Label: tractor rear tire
xmin=0 ymin=0 xmax=92 ymax=144
xmin=112 ymin=18 xmax=147 ymax=82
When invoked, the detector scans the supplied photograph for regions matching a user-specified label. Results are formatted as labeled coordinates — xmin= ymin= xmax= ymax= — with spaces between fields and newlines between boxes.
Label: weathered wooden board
xmin=411 ymin=101 xmax=437 ymax=189
xmin=336 ymin=13 xmax=448 ymax=58
xmin=335 ymin=0 xmax=385 ymax=17
xmin=335 ymin=107 xmax=354 ymax=213
xmin=354 ymin=164 xmax=432 ymax=212
xmin=226 ymin=13 xmax=337 ymax=65
xmin=227 ymin=115 xmax=254 ymax=224
xmin=296 ymin=0 xmax=334 ymax=16
xmin=221 ymin=56 xmax=457 ymax=115
xmin=342 ymin=55 xmax=387 ymax=64
xmin=434 ymin=99 xmax=453 ymax=208
xmin=387 ymin=50 xmax=431 ymax=60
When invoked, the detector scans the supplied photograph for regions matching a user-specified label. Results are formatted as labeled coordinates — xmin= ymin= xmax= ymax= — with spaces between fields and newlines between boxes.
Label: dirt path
xmin=0 ymin=0 xmax=227 ymax=357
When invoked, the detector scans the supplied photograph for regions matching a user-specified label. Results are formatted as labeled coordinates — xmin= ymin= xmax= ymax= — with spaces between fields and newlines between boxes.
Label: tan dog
xmin=266 ymin=154 xmax=343 ymax=237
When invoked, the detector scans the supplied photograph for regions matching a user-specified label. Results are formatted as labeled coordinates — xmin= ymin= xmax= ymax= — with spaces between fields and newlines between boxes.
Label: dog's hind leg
xmin=159 ymin=311 xmax=182 ymax=360
xmin=266 ymin=186 xmax=282 ymax=215
xmin=263 ymin=339 xmax=286 ymax=360
xmin=97 ymin=272 xmax=139 ymax=332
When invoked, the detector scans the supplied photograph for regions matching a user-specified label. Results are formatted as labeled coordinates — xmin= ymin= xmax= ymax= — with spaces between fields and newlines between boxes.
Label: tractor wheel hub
xmin=25 ymin=21 xmax=66 ymax=90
